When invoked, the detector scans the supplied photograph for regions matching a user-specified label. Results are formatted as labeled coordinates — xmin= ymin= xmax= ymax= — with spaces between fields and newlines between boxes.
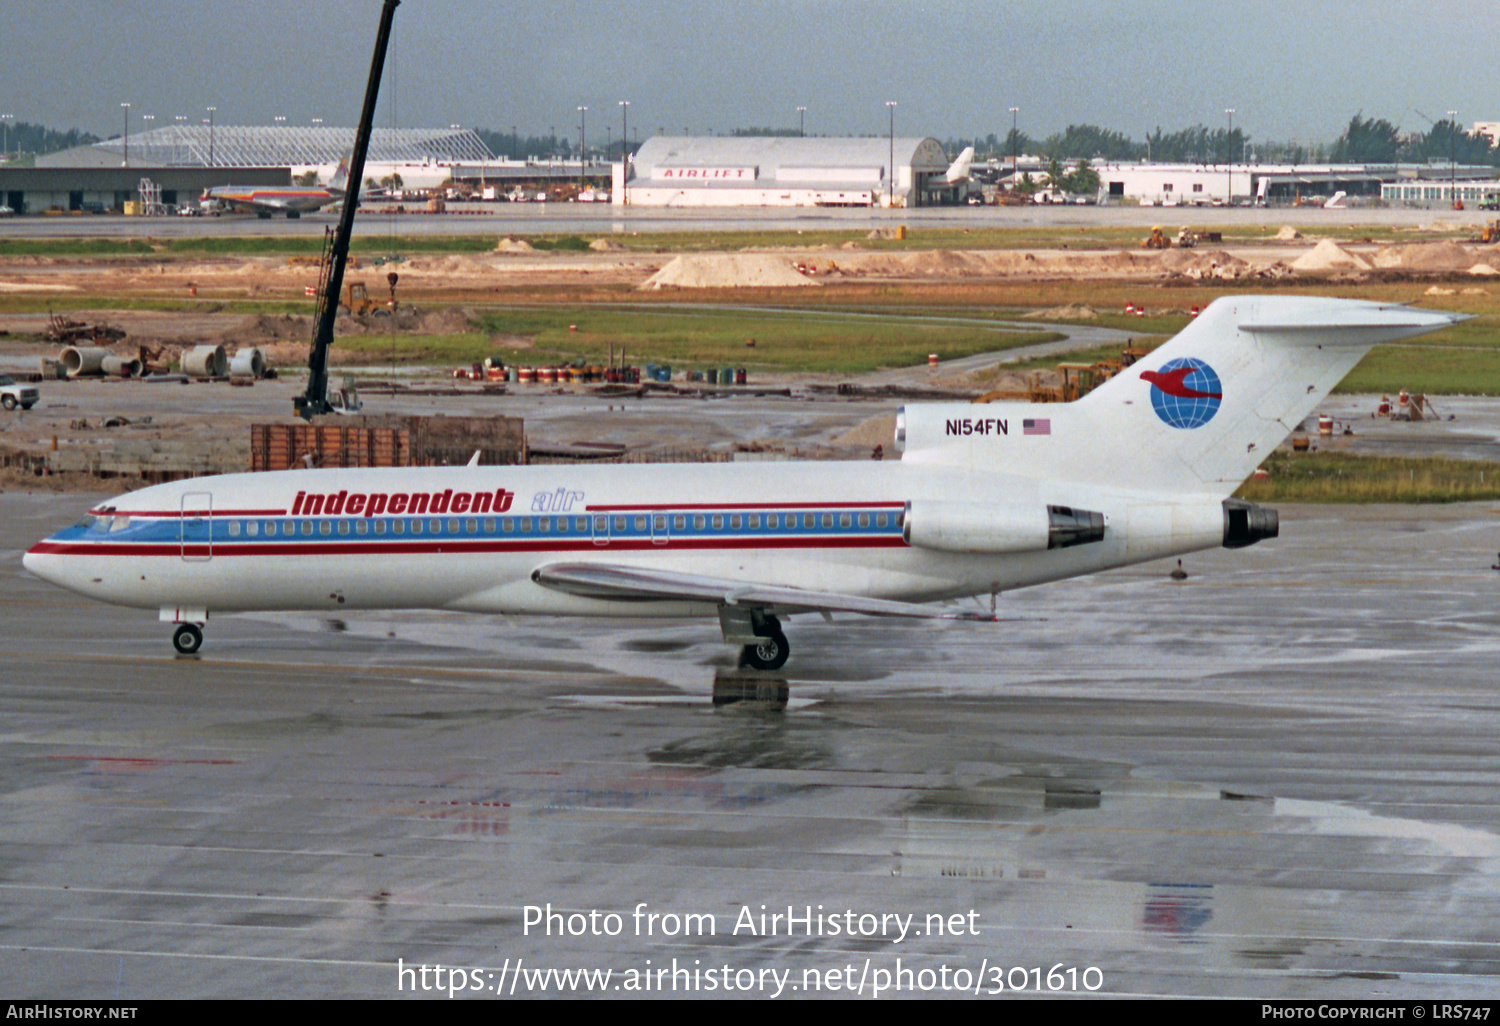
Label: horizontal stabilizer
xmin=532 ymin=563 xmax=996 ymax=621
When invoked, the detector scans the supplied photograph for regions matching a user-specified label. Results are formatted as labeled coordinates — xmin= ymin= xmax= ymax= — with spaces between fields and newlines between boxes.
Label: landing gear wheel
xmin=741 ymin=630 xmax=789 ymax=671
xmin=172 ymin=623 xmax=203 ymax=655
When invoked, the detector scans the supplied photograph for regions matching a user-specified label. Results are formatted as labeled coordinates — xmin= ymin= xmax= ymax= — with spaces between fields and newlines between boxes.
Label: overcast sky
xmin=2 ymin=0 xmax=1495 ymax=147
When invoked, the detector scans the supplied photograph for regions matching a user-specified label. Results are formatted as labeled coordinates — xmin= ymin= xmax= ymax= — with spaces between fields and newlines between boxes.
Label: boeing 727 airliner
xmin=23 ymin=297 xmax=1461 ymax=668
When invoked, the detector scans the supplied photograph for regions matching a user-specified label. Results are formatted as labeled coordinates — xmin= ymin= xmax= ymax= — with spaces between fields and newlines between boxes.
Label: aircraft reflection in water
xmin=24 ymin=297 xmax=1461 ymax=670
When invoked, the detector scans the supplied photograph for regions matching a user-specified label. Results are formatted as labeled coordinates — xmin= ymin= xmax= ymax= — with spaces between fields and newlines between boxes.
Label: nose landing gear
xmin=172 ymin=623 xmax=204 ymax=655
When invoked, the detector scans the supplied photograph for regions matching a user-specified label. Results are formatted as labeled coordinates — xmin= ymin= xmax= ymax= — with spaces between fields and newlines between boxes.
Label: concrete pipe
xmin=61 ymin=347 xmax=108 ymax=377
xmin=100 ymin=355 xmax=143 ymax=378
xmin=183 ymin=344 xmax=228 ymax=378
xmin=228 ymin=348 xmax=266 ymax=378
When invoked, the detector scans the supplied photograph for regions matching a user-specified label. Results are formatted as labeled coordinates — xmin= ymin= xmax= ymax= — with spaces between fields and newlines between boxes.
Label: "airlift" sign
xmin=656 ymin=166 xmax=758 ymax=181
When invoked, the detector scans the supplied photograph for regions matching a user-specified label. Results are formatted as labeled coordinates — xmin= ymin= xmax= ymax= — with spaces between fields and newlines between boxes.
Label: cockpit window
xmin=107 ymin=516 xmax=132 ymax=532
xmin=74 ymin=515 xmax=98 ymax=530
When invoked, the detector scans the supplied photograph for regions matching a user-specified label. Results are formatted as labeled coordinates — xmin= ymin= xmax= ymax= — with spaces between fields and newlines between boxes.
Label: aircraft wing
xmin=531 ymin=562 xmax=997 ymax=621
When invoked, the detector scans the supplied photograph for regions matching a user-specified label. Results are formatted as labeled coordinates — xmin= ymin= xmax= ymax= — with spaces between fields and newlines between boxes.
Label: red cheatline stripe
xmin=28 ymin=537 xmax=908 ymax=558
xmin=91 ymin=508 xmax=289 ymax=519
xmin=87 ymin=502 xmax=905 ymax=518
xmin=585 ymin=501 xmax=906 ymax=512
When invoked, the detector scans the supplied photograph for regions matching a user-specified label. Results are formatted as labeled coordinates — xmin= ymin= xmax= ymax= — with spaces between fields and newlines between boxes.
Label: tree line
xmin=949 ymin=115 xmax=1499 ymax=167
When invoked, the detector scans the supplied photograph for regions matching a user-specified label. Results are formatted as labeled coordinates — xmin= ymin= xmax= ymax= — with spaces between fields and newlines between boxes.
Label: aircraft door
xmin=180 ymin=492 xmax=213 ymax=562
xmin=651 ymin=513 xmax=670 ymax=546
xmin=591 ymin=513 xmax=610 ymax=547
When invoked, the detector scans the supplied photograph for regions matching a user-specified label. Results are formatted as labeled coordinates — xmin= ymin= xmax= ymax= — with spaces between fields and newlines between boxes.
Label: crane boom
xmin=295 ymin=0 xmax=401 ymax=420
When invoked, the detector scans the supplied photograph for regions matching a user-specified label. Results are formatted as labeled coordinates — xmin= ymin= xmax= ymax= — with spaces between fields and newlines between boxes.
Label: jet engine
xmin=903 ymin=501 xmax=1105 ymax=554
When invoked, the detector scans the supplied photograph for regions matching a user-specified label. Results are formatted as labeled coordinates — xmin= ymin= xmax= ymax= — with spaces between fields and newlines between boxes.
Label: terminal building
xmin=3 ymin=125 xmax=496 ymax=214
xmin=614 ymin=136 xmax=963 ymax=207
xmin=1090 ymin=162 xmax=1499 ymax=208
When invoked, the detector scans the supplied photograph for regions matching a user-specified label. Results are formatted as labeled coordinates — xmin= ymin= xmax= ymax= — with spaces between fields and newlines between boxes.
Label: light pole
xmin=1 ymin=114 xmax=11 ymax=164
xmin=886 ymin=100 xmax=897 ymax=208
xmin=274 ymin=115 xmax=287 ymax=166
xmin=1225 ymin=108 xmax=1235 ymax=204
xmin=121 ymin=102 xmax=130 ymax=167
xmin=577 ymin=106 xmax=587 ymax=191
xmin=1448 ymin=110 xmax=1458 ymax=208
xmin=206 ymin=106 xmax=216 ymax=167
xmin=797 ymin=105 xmax=806 ymax=137
xmin=142 ymin=114 xmax=154 ymax=163
xmin=1009 ymin=106 xmax=1019 ymax=180
xmin=619 ymin=100 xmax=630 ymax=206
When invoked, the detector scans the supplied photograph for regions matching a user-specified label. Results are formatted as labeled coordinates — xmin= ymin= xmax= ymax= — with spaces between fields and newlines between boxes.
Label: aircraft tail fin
xmin=328 ymin=154 xmax=353 ymax=194
xmin=945 ymin=145 xmax=975 ymax=184
xmin=1070 ymin=296 xmax=1461 ymax=493
xmin=900 ymin=296 xmax=1463 ymax=496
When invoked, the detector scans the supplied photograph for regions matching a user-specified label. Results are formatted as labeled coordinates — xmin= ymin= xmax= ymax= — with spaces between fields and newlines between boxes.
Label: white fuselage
xmin=22 ymin=459 xmax=1222 ymax=622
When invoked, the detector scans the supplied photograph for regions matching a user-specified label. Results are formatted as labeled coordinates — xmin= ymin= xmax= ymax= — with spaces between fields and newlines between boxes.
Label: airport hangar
xmin=1 ymin=125 xmax=494 ymax=214
xmin=608 ymin=136 xmax=965 ymax=207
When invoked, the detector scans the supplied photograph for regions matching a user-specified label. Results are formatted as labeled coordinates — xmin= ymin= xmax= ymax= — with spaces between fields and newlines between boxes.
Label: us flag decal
xmin=1023 ymin=418 xmax=1051 ymax=436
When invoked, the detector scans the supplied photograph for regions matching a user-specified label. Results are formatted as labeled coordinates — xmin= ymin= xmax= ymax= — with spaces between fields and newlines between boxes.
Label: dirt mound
xmin=399 ymin=254 xmax=498 ymax=275
xmin=1274 ymin=226 xmax=1302 ymax=241
xmin=1469 ymin=263 xmax=1499 ymax=276
xmin=588 ymin=238 xmax=625 ymax=251
xmin=224 ymin=306 xmax=476 ymax=343
xmin=832 ymin=414 xmax=897 ymax=448
xmin=1372 ymin=241 xmax=1475 ymax=272
xmin=1291 ymin=239 xmax=1371 ymax=272
xmin=640 ymin=254 xmax=819 ymax=289
xmin=1159 ymin=248 xmax=1249 ymax=269
xmin=1022 ymin=304 xmax=1098 ymax=320
xmin=494 ymin=237 xmax=536 ymax=254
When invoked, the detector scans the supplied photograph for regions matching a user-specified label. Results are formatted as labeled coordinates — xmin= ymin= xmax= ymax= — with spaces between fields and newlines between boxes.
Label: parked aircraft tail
xmin=328 ymin=155 xmax=353 ymax=194
xmin=899 ymin=296 xmax=1463 ymax=495
xmin=945 ymin=145 xmax=975 ymax=184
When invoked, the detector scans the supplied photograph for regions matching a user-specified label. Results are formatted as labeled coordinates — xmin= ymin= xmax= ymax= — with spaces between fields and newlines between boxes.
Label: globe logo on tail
xmin=1142 ymin=358 xmax=1222 ymax=429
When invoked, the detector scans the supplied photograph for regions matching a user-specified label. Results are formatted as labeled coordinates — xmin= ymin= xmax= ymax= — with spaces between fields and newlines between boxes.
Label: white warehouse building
xmin=1090 ymin=162 xmax=1406 ymax=206
xmin=614 ymin=136 xmax=961 ymax=207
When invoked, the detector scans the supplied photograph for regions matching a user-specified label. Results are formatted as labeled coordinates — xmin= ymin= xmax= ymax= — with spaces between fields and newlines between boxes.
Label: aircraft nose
xmin=22 ymin=540 xmax=64 ymax=587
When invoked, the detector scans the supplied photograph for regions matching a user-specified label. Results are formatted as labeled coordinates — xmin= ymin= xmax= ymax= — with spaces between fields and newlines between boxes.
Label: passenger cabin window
xmin=674 ymin=515 xmax=686 ymax=531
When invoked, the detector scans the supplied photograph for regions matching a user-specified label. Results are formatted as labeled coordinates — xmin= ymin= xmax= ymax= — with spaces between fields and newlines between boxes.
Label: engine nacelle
xmin=1223 ymin=499 xmax=1278 ymax=549
xmin=904 ymin=501 xmax=1105 ymax=554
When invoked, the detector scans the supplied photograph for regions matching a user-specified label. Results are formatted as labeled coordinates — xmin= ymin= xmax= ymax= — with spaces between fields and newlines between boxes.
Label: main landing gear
xmin=172 ymin=623 xmax=204 ymax=655
xmin=719 ymin=604 xmax=791 ymax=671
xmin=738 ymin=614 xmax=790 ymax=671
